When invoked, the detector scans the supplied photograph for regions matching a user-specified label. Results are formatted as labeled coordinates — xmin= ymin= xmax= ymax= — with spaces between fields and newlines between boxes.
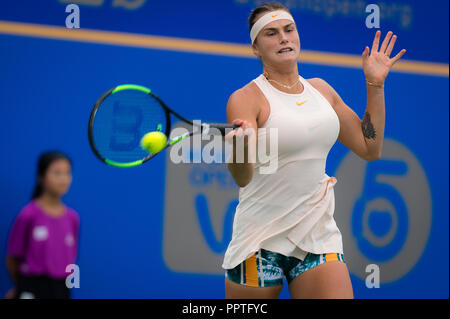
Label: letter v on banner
xmin=163 ymin=122 xmax=239 ymax=274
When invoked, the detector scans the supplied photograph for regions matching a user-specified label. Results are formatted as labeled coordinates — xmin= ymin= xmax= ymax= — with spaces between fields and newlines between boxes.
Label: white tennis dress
xmin=222 ymin=74 xmax=344 ymax=270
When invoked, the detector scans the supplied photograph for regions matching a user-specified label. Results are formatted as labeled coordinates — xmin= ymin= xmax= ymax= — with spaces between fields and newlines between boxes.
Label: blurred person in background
xmin=5 ymin=151 xmax=79 ymax=299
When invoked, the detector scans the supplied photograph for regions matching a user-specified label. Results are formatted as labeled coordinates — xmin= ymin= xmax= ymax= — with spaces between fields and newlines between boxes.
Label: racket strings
xmin=92 ymin=90 xmax=167 ymax=163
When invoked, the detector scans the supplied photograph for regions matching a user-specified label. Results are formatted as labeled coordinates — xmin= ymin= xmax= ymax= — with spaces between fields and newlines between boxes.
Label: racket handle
xmin=201 ymin=123 xmax=239 ymax=136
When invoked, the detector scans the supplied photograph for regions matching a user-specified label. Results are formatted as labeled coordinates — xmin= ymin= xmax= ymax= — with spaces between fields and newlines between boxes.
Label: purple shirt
xmin=7 ymin=200 xmax=80 ymax=279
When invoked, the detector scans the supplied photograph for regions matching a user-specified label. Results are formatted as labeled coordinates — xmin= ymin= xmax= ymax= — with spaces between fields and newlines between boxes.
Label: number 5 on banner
xmin=352 ymin=159 xmax=409 ymax=261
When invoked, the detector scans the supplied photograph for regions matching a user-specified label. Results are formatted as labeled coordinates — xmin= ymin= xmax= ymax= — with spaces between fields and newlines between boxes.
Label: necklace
xmin=263 ymin=72 xmax=300 ymax=89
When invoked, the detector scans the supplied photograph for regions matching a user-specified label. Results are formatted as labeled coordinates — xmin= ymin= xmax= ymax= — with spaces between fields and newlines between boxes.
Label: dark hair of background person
xmin=31 ymin=151 xmax=72 ymax=200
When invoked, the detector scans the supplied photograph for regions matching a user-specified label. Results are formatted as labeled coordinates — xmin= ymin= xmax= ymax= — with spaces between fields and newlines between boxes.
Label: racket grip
xmin=202 ymin=123 xmax=239 ymax=136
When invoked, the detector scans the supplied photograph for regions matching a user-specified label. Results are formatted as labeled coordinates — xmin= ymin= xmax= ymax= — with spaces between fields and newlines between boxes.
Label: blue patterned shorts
xmin=225 ymin=248 xmax=345 ymax=287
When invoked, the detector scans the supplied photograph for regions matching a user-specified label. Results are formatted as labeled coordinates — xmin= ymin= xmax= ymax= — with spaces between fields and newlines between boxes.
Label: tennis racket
xmin=88 ymin=84 xmax=238 ymax=167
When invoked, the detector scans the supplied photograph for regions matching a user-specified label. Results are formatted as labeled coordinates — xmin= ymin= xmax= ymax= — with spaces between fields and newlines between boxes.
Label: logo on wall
xmin=59 ymin=0 xmax=147 ymax=10
xmin=335 ymin=138 xmax=431 ymax=283
xmin=163 ymin=123 xmax=238 ymax=274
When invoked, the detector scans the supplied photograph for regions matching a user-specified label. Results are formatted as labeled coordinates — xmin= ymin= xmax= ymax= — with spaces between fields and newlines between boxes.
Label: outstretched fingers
xmin=391 ymin=49 xmax=407 ymax=65
xmin=370 ymin=30 xmax=381 ymax=55
xmin=379 ymin=31 xmax=393 ymax=54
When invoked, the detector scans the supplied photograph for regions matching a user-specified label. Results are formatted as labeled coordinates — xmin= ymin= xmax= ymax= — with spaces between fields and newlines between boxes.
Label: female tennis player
xmin=222 ymin=2 xmax=406 ymax=298
xmin=5 ymin=151 xmax=79 ymax=299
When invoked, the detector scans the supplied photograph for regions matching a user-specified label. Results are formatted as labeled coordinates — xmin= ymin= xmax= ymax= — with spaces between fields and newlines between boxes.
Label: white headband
xmin=250 ymin=10 xmax=295 ymax=44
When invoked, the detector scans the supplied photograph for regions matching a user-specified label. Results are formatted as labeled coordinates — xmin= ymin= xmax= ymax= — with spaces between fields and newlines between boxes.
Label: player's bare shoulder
xmin=226 ymin=80 xmax=263 ymax=119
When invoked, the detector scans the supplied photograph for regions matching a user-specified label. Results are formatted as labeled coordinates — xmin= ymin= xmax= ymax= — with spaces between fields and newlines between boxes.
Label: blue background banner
xmin=0 ymin=0 xmax=448 ymax=299
xmin=0 ymin=0 xmax=448 ymax=63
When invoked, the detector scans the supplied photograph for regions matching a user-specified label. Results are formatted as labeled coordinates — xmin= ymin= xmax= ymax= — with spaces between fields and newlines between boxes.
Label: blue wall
xmin=0 ymin=0 xmax=448 ymax=298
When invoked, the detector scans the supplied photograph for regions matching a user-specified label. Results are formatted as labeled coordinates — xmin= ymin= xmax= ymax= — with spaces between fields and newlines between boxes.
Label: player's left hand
xmin=362 ymin=30 xmax=407 ymax=84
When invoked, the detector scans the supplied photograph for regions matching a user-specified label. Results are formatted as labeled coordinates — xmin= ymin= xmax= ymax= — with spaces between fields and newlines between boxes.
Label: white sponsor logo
xmin=32 ymin=226 xmax=49 ymax=242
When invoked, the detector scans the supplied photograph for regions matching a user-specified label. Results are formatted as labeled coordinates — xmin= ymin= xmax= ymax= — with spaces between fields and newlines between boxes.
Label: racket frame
xmin=88 ymin=84 xmax=237 ymax=168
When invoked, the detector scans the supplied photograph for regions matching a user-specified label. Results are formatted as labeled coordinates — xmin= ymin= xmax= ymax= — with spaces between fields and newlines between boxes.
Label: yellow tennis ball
xmin=140 ymin=131 xmax=167 ymax=154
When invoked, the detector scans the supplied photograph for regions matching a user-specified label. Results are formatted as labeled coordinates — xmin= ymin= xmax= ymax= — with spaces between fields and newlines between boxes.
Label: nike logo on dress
xmin=296 ymin=100 xmax=307 ymax=107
